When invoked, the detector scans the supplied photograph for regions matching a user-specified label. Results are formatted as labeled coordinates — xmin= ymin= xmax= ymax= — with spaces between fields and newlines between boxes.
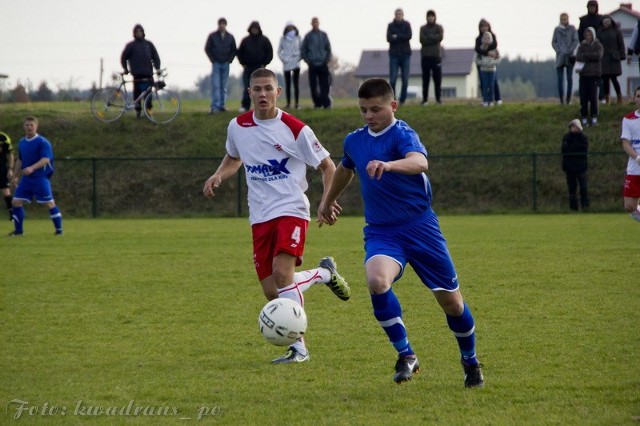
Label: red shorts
xmin=251 ymin=216 xmax=308 ymax=280
xmin=624 ymin=175 xmax=640 ymax=198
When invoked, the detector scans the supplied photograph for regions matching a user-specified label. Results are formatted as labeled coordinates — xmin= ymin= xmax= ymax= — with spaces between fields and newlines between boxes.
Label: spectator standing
xmin=626 ymin=19 xmax=640 ymax=72
xmin=578 ymin=1 xmax=603 ymax=41
xmin=620 ymin=86 xmax=640 ymax=222
xmin=237 ymin=21 xmax=273 ymax=112
xmin=204 ymin=17 xmax=237 ymax=114
xmin=0 ymin=130 xmax=14 ymax=220
xmin=552 ymin=13 xmax=579 ymax=105
xmin=278 ymin=22 xmax=302 ymax=109
xmin=419 ymin=10 xmax=444 ymax=105
xmin=597 ymin=16 xmax=626 ymax=105
xmin=578 ymin=1 xmax=604 ymax=103
xmin=561 ymin=119 xmax=590 ymax=212
xmin=476 ymin=32 xmax=500 ymax=107
xmin=475 ymin=19 xmax=502 ymax=105
xmin=386 ymin=8 xmax=412 ymax=105
xmin=576 ymin=27 xmax=603 ymax=126
xmin=120 ymin=24 xmax=161 ymax=118
xmin=9 ymin=116 xmax=62 ymax=236
xmin=301 ymin=17 xmax=332 ymax=109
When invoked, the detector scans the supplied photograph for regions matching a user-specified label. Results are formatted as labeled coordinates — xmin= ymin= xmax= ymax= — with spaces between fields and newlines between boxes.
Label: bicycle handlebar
xmin=118 ymin=68 xmax=167 ymax=82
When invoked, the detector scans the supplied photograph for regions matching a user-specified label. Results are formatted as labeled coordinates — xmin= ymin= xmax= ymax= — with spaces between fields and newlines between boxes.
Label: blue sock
xmin=446 ymin=303 xmax=478 ymax=366
xmin=12 ymin=206 xmax=24 ymax=234
xmin=49 ymin=206 xmax=62 ymax=233
xmin=371 ymin=288 xmax=413 ymax=356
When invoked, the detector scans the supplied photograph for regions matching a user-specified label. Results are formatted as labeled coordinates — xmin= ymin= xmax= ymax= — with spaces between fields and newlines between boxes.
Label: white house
xmin=354 ymin=48 xmax=478 ymax=101
xmin=607 ymin=3 xmax=640 ymax=96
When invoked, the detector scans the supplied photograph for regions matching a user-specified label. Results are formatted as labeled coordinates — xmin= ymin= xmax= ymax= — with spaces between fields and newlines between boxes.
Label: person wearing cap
xmin=419 ymin=10 xmax=444 ymax=105
xmin=204 ymin=17 xmax=237 ymax=114
xmin=237 ymin=21 xmax=273 ymax=112
xmin=561 ymin=119 xmax=589 ymax=212
xmin=121 ymin=24 xmax=162 ymax=118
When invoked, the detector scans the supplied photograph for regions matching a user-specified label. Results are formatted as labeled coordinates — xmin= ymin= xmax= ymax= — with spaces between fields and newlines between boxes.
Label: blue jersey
xmin=18 ymin=134 xmax=54 ymax=178
xmin=342 ymin=119 xmax=431 ymax=225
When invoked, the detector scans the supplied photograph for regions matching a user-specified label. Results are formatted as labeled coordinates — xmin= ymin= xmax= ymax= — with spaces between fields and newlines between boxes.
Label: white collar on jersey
xmin=368 ymin=118 xmax=397 ymax=137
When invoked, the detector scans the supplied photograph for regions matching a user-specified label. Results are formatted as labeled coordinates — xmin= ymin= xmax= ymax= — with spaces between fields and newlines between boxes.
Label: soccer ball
xmin=258 ymin=298 xmax=307 ymax=346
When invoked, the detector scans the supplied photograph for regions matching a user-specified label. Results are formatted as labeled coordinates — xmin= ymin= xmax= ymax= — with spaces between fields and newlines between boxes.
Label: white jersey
xmin=226 ymin=109 xmax=330 ymax=225
xmin=620 ymin=110 xmax=640 ymax=175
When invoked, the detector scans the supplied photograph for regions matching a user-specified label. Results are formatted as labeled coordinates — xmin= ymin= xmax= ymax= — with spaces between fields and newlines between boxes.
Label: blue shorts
xmin=14 ymin=176 xmax=54 ymax=203
xmin=363 ymin=209 xmax=459 ymax=292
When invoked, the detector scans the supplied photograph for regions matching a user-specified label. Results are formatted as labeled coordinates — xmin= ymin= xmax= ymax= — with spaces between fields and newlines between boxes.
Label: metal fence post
xmin=92 ymin=157 xmax=97 ymax=218
xmin=531 ymin=152 xmax=538 ymax=212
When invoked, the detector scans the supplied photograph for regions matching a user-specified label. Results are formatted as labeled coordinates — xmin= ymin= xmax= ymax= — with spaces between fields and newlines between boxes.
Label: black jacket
xmin=121 ymin=39 xmax=161 ymax=77
xmin=387 ymin=19 xmax=412 ymax=57
xmin=204 ymin=31 xmax=237 ymax=64
xmin=562 ymin=132 xmax=589 ymax=173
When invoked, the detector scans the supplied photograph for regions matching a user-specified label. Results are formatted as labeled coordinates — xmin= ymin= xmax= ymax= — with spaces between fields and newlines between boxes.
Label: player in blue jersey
xmin=319 ymin=78 xmax=484 ymax=387
xmin=9 ymin=116 xmax=62 ymax=236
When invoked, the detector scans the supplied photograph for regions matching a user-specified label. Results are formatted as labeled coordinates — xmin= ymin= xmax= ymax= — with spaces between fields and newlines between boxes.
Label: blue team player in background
xmin=9 ymin=116 xmax=62 ymax=236
xmin=319 ymin=78 xmax=483 ymax=387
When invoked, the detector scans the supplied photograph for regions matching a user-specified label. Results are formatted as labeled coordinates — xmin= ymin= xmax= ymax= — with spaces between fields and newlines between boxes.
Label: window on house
xmin=441 ymin=87 xmax=457 ymax=98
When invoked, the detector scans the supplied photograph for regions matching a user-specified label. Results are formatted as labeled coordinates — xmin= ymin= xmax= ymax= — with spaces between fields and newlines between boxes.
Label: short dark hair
xmin=427 ymin=10 xmax=436 ymax=18
xmin=250 ymin=68 xmax=277 ymax=84
xmin=357 ymin=78 xmax=394 ymax=100
xmin=218 ymin=17 xmax=227 ymax=25
xmin=634 ymin=86 xmax=640 ymax=96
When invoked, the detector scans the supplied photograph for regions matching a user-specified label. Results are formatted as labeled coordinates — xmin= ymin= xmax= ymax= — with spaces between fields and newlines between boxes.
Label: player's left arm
xmin=366 ymin=152 xmax=428 ymax=180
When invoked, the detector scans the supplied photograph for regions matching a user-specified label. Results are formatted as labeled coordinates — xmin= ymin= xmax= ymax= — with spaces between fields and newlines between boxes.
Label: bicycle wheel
xmin=91 ymin=87 xmax=126 ymax=122
xmin=144 ymin=89 xmax=180 ymax=124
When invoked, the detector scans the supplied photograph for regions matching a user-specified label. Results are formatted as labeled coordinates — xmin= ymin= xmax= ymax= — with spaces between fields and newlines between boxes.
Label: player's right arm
xmin=203 ymin=154 xmax=243 ymax=198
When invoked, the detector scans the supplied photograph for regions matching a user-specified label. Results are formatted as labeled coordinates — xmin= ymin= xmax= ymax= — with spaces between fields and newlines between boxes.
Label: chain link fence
xmin=44 ymin=152 xmax=627 ymax=218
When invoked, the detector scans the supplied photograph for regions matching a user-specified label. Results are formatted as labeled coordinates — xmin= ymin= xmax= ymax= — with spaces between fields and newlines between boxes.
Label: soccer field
xmin=1 ymin=215 xmax=638 ymax=424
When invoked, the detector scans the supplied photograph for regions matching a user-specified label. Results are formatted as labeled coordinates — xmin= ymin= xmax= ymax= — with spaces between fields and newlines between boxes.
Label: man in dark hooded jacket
xmin=578 ymin=1 xmax=603 ymax=41
xmin=121 ymin=24 xmax=161 ymax=117
xmin=237 ymin=21 xmax=273 ymax=112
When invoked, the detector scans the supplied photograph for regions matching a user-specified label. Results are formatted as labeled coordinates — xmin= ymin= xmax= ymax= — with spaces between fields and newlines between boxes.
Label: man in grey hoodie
xmin=552 ymin=13 xmax=579 ymax=105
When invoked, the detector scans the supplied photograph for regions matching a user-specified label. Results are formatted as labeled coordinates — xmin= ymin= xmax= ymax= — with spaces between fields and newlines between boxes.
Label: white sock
xmin=292 ymin=268 xmax=328 ymax=293
xmin=630 ymin=207 xmax=640 ymax=222
xmin=278 ymin=284 xmax=307 ymax=354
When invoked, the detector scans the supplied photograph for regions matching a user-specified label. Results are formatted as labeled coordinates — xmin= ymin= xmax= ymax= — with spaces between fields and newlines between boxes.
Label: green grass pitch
xmin=1 ymin=215 xmax=639 ymax=424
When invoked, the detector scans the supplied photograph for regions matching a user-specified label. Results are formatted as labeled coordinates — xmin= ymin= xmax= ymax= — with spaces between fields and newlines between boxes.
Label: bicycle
xmin=91 ymin=68 xmax=180 ymax=124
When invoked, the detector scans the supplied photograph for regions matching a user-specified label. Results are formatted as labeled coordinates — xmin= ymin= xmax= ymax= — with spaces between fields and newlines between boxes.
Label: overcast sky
xmin=1 ymin=0 xmax=635 ymax=90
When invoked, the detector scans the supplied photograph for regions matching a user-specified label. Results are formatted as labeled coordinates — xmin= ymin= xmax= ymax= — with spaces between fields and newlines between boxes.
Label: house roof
xmin=611 ymin=4 xmax=640 ymax=20
xmin=354 ymin=48 xmax=476 ymax=78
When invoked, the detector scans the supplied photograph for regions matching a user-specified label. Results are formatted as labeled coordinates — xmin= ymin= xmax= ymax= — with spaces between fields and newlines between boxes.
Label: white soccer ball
xmin=258 ymin=298 xmax=307 ymax=346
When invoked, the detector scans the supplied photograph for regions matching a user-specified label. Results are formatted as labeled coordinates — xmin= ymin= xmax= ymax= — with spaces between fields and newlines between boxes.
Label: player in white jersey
xmin=620 ymin=86 xmax=640 ymax=222
xmin=203 ymin=68 xmax=350 ymax=363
